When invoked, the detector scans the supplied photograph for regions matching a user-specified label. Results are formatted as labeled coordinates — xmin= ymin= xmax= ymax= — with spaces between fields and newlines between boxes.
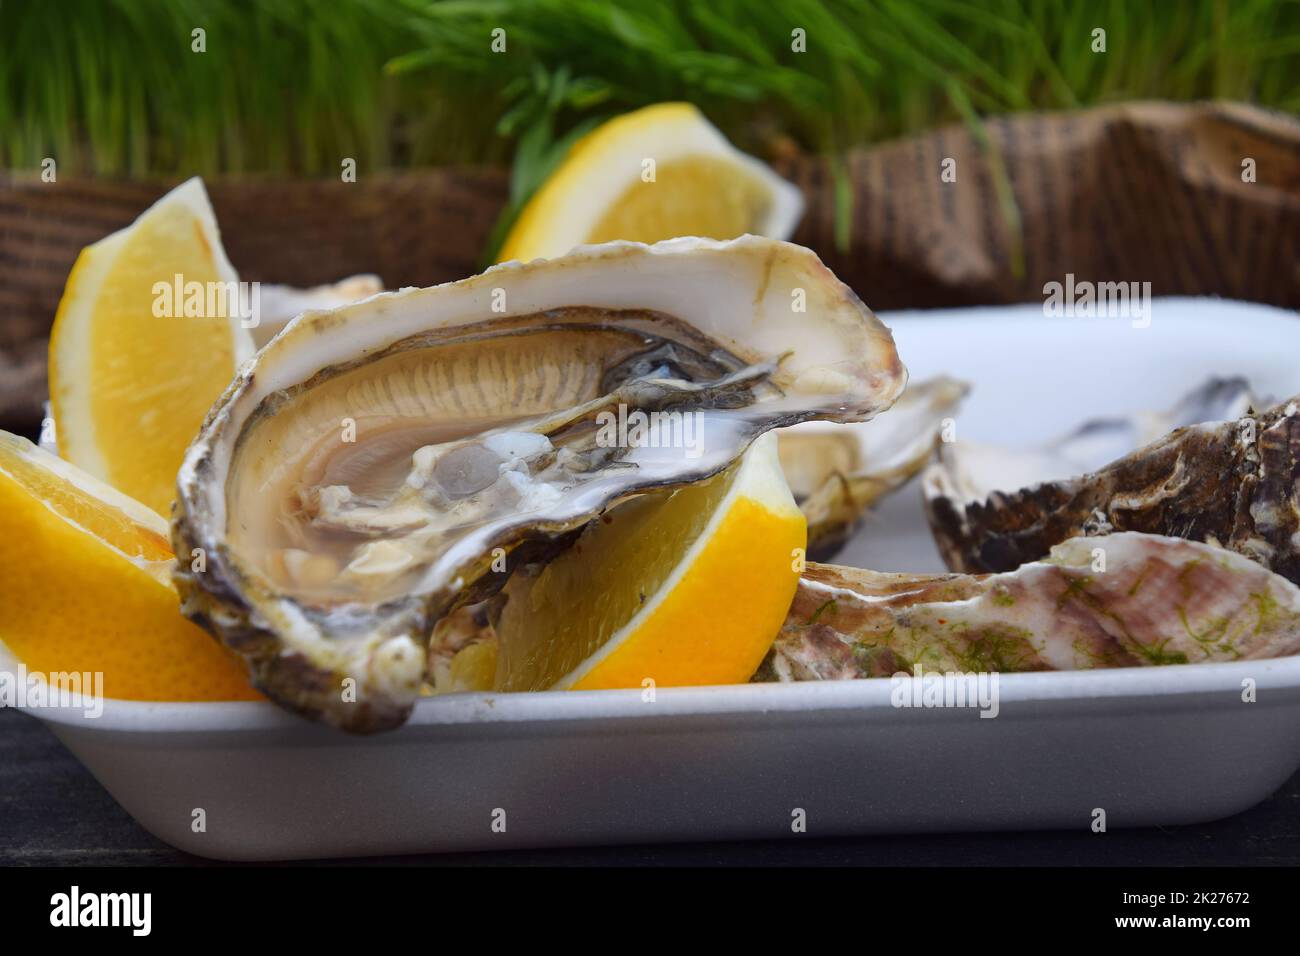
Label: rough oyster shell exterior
xmin=758 ymin=532 xmax=1300 ymax=681
xmin=923 ymin=391 xmax=1300 ymax=583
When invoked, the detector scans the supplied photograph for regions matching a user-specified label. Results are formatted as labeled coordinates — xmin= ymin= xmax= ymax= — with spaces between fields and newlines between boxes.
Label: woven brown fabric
xmin=2 ymin=100 xmax=1298 ymax=431
xmin=793 ymin=100 xmax=1300 ymax=311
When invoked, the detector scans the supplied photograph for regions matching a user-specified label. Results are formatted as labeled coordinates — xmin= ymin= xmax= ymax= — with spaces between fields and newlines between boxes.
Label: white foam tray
xmin=15 ymin=298 xmax=1300 ymax=860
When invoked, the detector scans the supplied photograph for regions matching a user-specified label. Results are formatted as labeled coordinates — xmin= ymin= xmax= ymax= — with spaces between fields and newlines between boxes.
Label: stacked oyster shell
xmin=921 ymin=377 xmax=1298 ymax=576
xmin=780 ymin=375 xmax=968 ymax=560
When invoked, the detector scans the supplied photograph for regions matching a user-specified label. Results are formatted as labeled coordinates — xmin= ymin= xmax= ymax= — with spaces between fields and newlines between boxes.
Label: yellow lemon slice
xmin=493 ymin=433 xmax=806 ymax=691
xmin=0 ymin=430 xmax=260 ymax=702
xmin=49 ymin=177 xmax=254 ymax=517
xmin=497 ymin=102 xmax=803 ymax=263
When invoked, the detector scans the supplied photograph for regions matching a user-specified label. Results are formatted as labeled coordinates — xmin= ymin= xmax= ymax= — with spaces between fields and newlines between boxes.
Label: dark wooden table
xmin=3 ymin=707 xmax=1297 ymax=866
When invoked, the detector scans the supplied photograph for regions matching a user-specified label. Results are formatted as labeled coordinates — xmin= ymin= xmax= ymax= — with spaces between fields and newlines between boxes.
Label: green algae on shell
xmin=756 ymin=532 xmax=1300 ymax=681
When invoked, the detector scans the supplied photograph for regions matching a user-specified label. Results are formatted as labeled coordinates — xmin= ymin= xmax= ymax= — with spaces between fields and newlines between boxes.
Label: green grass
xmin=3 ymin=0 xmax=1298 ymax=250
xmin=0 ymin=0 xmax=449 ymax=176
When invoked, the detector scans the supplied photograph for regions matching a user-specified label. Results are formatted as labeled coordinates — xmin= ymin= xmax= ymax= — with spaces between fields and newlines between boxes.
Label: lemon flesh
xmin=585 ymin=156 xmax=774 ymax=246
xmin=49 ymin=178 xmax=253 ymax=517
xmin=494 ymin=433 xmax=806 ymax=691
xmin=0 ymin=431 xmax=259 ymax=702
xmin=498 ymin=102 xmax=802 ymax=263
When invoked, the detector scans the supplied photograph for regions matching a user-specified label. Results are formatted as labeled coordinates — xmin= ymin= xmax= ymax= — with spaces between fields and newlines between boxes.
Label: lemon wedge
xmin=49 ymin=177 xmax=254 ymax=517
xmin=493 ymin=433 xmax=806 ymax=691
xmin=497 ymin=102 xmax=802 ymax=263
xmin=0 ymin=430 xmax=259 ymax=702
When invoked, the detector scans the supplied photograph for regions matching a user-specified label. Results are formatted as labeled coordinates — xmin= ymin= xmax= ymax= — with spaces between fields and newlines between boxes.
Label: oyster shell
xmin=253 ymin=274 xmax=383 ymax=348
xmin=922 ymin=378 xmax=1300 ymax=582
xmin=779 ymin=376 xmax=968 ymax=560
xmin=757 ymin=532 xmax=1300 ymax=681
xmin=173 ymin=236 xmax=906 ymax=732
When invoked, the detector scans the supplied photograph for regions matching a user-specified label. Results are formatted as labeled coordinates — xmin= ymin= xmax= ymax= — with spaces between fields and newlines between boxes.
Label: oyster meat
xmin=922 ymin=378 xmax=1300 ymax=582
xmin=779 ymin=376 xmax=968 ymax=560
xmin=757 ymin=532 xmax=1300 ymax=681
xmin=173 ymin=236 xmax=906 ymax=732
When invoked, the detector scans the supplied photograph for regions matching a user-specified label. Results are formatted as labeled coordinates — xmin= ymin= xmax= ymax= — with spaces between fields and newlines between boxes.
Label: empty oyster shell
xmin=757 ymin=532 xmax=1300 ymax=681
xmin=172 ymin=236 xmax=906 ymax=732
xmin=779 ymin=376 xmax=968 ymax=560
xmin=253 ymin=274 xmax=384 ymax=348
xmin=922 ymin=378 xmax=1300 ymax=582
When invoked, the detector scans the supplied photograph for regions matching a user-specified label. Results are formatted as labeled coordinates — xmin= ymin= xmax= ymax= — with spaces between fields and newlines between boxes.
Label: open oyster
xmin=173 ymin=236 xmax=905 ymax=732
xmin=779 ymin=376 xmax=968 ymax=560
xmin=922 ymin=378 xmax=1300 ymax=582
xmin=757 ymin=532 xmax=1300 ymax=681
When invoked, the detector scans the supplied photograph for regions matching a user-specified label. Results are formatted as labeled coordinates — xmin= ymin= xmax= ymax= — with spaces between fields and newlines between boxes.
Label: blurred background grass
xmin=4 ymin=0 xmax=1298 ymax=177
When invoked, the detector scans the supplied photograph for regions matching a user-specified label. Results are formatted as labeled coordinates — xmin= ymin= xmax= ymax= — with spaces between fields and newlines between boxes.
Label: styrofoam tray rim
xmin=12 ymin=649 xmax=1300 ymax=736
